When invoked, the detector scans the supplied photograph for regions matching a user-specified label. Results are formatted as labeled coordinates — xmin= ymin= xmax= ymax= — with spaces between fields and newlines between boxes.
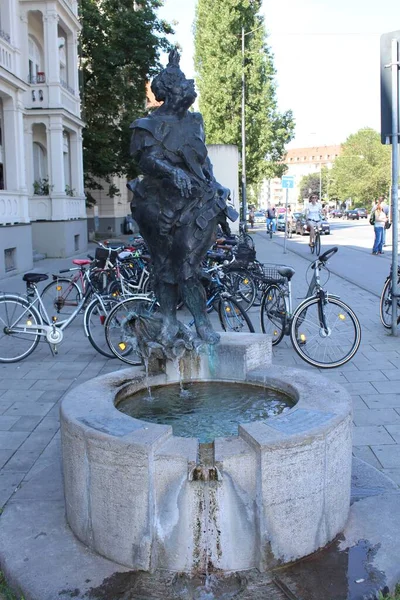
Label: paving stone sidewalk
xmin=0 ymin=235 xmax=399 ymax=510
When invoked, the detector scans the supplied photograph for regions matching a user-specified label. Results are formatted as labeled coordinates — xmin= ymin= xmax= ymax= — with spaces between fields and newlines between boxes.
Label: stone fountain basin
xmin=60 ymin=333 xmax=352 ymax=574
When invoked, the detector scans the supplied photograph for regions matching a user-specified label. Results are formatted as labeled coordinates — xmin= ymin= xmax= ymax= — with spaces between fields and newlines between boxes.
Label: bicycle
xmin=0 ymin=271 xmax=122 ymax=362
xmin=104 ymin=263 xmax=255 ymax=365
xmin=266 ymin=218 xmax=275 ymax=239
xmin=379 ymin=265 xmax=400 ymax=328
xmin=260 ymin=247 xmax=361 ymax=368
xmin=309 ymin=222 xmax=322 ymax=256
xmin=40 ymin=242 xmax=123 ymax=324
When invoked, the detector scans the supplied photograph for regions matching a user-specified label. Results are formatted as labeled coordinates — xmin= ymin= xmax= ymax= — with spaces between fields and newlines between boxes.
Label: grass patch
xmin=379 ymin=585 xmax=400 ymax=600
xmin=0 ymin=572 xmax=24 ymax=600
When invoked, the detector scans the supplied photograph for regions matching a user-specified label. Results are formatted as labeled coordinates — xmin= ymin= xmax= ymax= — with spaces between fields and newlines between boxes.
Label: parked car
xmin=253 ymin=211 xmax=266 ymax=224
xmin=295 ymin=214 xmax=331 ymax=235
xmin=346 ymin=210 xmax=360 ymax=220
xmin=276 ymin=214 xmax=296 ymax=233
xmin=355 ymin=208 xmax=368 ymax=218
xmin=330 ymin=209 xmax=343 ymax=218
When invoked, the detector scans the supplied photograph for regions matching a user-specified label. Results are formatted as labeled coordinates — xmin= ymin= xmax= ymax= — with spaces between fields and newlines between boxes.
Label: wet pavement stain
xmin=275 ymin=538 xmax=388 ymax=600
xmin=84 ymin=539 xmax=387 ymax=600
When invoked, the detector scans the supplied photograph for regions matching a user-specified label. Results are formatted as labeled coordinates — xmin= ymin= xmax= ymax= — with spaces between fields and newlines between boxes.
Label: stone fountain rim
xmin=60 ymin=364 xmax=352 ymax=450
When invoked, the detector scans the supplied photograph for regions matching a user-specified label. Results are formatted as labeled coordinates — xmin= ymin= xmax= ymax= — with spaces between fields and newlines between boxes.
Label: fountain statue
xmin=127 ymin=49 xmax=238 ymax=356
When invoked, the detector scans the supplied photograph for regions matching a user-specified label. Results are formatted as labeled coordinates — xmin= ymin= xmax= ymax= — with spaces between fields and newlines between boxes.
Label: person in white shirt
xmin=305 ymin=193 xmax=323 ymax=247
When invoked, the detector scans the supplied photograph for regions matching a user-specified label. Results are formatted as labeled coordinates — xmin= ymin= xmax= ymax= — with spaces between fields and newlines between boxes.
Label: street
xmin=250 ymin=217 xmax=395 ymax=296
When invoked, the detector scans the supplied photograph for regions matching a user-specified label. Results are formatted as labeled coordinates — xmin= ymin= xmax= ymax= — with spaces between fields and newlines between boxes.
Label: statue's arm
xmin=133 ymin=132 xmax=193 ymax=199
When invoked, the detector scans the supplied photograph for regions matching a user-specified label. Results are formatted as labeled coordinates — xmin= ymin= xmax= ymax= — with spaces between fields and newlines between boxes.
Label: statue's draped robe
xmin=129 ymin=112 xmax=229 ymax=284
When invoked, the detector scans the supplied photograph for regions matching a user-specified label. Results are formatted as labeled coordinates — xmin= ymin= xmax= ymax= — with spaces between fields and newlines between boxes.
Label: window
xmin=74 ymin=235 xmax=80 ymax=252
xmin=28 ymin=36 xmax=42 ymax=83
xmin=4 ymin=248 xmax=16 ymax=272
xmin=33 ymin=142 xmax=47 ymax=182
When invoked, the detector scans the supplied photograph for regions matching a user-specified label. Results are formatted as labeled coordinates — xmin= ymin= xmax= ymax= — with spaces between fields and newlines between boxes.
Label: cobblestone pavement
xmin=0 ymin=234 xmax=399 ymax=509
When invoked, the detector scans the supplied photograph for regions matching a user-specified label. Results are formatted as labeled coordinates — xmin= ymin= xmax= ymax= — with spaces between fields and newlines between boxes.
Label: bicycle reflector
xmin=339 ymin=314 xmax=346 ymax=320
xmin=26 ymin=318 xmax=33 ymax=326
xmin=118 ymin=342 xmax=126 ymax=350
xmin=300 ymin=334 xmax=306 ymax=342
xmin=56 ymin=285 xmax=62 ymax=291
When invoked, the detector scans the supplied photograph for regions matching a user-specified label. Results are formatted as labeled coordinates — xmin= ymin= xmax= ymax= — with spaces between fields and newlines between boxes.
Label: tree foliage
xmin=329 ymin=128 xmax=391 ymax=207
xmin=194 ymin=0 xmax=295 ymax=189
xmin=79 ymin=0 xmax=173 ymax=202
xmin=298 ymin=168 xmax=329 ymax=202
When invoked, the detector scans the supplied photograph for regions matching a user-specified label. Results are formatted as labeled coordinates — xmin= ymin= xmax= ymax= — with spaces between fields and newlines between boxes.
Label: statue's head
xmin=151 ymin=49 xmax=196 ymax=109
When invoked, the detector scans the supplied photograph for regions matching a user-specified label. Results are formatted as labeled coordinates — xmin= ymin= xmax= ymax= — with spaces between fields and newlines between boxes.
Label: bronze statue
xmin=127 ymin=50 xmax=237 ymax=349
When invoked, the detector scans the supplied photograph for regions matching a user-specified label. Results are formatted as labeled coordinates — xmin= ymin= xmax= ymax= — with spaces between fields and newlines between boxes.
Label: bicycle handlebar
xmin=311 ymin=246 xmax=338 ymax=269
xmin=318 ymin=247 xmax=338 ymax=263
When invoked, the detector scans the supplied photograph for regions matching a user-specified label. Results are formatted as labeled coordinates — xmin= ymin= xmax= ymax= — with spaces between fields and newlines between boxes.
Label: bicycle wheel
xmin=105 ymin=296 xmax=159 ymax=365
xmin=0 ymin=296 xmax=41 ymax=362
xmin=224 ymin=268 xmax=256 ymax=311
xmin=84 ymin=296 xmax=122 ymax=358
xmin=315 ymin=232 xmax=321 ymax=256
xmin=217 ymin=296 xmax=255 ymax=333
xmin=379 ymin=277 xmax=400 ymax=328
xmin=260 ymin=284 xmax=287 ymax=346
xmin=40 ymin=278 xmax=82 ymax=325
xmin=242 ymin=233 xmax=255 ymax=249
xmin=290 ymin=296 xmax=361 ymax=368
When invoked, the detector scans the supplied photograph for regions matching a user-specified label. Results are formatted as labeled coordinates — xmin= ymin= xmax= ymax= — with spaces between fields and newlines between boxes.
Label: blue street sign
xmin=281 ymin=176 xmax=295 ymax=189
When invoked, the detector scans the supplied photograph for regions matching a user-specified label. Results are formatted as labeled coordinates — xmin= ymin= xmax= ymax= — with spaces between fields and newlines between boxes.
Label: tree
xmin=194 ymin=0 xmax=295 ymax=191
xmin=298 ymin=167 xmax=333 ymax=203
xmin=80 ymin=0 xmax=173 ymax=203
xmin=329 ymin=128 xmax=391 ymax=207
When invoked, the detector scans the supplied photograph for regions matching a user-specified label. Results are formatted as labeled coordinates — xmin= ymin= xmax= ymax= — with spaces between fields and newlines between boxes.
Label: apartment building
xmin=0 ymin=0 xmax=86 ymax=278
xmin=261 ymin=145 xmax=342 ymax=210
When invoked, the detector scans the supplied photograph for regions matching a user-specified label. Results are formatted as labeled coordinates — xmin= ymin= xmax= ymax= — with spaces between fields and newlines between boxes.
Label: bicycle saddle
xmin=23 ymin=273 xmax=49 ymax=283
xmin=72 ymin=259 xmax=91 ymax=266
xmin=277 ymin=266 xmax=295 ymax=280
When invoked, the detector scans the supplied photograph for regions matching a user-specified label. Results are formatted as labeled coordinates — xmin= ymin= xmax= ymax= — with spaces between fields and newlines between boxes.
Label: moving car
xmin=295 ymin=214 xmax=331 ymax=235
xmin=330 ymin=209 xmax=343 ymax=218
xmin=346 ymin=210 xmax=359 ymax=220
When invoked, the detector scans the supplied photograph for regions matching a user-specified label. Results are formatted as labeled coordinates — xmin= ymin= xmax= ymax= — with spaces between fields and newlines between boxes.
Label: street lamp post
xmin=241 ymin=23 xmax=264 ymax=230
xmin=241 ymin=27 xmax=247 ymax=229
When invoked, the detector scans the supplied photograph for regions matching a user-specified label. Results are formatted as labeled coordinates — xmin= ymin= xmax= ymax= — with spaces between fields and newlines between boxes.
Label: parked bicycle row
xmin=0 ymin=226 xmax=363 ymax=369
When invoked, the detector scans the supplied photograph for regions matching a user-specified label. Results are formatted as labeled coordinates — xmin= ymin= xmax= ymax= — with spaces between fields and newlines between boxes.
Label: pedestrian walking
xmin=370 ymin=198 xmax=388 ymax=255
xmin=248 ymin=207 xmax=255 ymax=229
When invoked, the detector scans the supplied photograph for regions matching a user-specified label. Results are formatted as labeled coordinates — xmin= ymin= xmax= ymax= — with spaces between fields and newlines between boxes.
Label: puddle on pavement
xmin=84 ymin=539 xmax=387 ymax=600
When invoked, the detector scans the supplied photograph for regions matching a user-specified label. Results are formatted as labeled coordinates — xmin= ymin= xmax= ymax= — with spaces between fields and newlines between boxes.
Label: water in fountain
xmin=117 ymin=382 xmax=293 ymax=443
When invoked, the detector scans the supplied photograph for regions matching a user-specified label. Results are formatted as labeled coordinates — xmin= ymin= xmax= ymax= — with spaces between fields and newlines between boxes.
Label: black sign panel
xmin=380 ymin=31 xmax=400 ymax=144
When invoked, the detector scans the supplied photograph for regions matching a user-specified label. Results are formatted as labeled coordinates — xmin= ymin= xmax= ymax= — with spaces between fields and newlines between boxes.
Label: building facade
xmin=261 ymin=145 xmax=342 ymax=210
xmin=0 ymin=0 xmax=86 ymax=279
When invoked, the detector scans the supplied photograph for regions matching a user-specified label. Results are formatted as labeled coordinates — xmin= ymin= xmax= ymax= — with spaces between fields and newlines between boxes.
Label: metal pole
xmin=319 ymin=162 xmax=322 ymax=200
xmin=283 ymin=188 xmax=289 ymax=254
xmin=390 ymin=38 xmax=399 ymax=336
xmin=241 ymin=27 xmax=247 ymax=231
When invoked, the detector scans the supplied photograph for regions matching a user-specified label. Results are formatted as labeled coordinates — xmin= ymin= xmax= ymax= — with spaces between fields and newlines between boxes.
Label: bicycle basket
xmin=260 ymin=264 xmax=288 ymax=285
xmin=233 ymin=243 xmax=256 ymax=265
xmin=94 ymin=247 xmax=119 ymax=269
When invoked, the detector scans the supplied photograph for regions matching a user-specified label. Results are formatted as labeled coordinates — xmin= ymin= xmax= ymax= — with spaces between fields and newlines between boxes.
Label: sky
xmin=157 ymin=0 xmax=400 ymax=149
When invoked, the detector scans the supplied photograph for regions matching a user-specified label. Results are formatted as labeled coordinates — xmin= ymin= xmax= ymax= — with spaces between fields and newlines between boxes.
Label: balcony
xmin=0 ymin=33 xmax=13 ymax=73
xmin=0 ymin=192 xmax=29 ymax=225
xmin=60 ymin=78 xmax=75 ymax=96
xmin=28 ymin=73 xmax=46 ymax=85
xmin=0 ymin=30 xmax=10 ymax=44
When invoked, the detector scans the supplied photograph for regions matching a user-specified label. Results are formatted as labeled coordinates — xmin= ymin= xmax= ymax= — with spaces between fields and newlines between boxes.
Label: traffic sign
xmin=281 ymin=176 xmax=295 ymax=189
xmin=380 ymin=30 xmax=400 ymax=144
